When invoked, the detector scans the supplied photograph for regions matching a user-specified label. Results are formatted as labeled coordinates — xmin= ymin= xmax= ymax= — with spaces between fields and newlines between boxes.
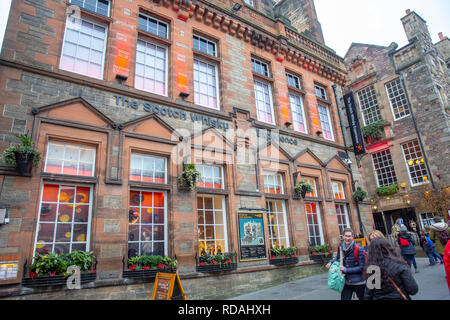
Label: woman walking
xmin=364 ymin=238 xmax=418 ymax=300
xmin=397 ymin=225 xmax=419 ymax=273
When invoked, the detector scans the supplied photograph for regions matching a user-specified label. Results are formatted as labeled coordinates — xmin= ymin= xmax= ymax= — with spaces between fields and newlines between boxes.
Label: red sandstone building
xmin=0 ymin=0 xmax=372 ymax=299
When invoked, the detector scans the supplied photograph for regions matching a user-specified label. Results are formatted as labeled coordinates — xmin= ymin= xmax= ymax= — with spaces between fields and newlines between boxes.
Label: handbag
xmin=328 ymin=246 xmax=345 ymax=293
xmin=388 ymin=277 xmax=408 ymax=300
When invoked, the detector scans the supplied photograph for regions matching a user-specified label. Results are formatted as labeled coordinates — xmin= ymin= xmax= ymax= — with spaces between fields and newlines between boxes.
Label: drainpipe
xmin=332 ymin=84 xmax=365 ymax=238
xmin=388 ymin=50 xmax=435 ymax=189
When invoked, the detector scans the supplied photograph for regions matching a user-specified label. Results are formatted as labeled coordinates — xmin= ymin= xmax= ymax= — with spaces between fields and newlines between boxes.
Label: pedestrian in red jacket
xmin=444 ymin=240 xmax=450 ymax=292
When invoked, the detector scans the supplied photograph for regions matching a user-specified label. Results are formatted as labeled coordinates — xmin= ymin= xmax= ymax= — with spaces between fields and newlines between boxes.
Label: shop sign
xmin=114 ymin=95 xmax=230 ymax=132
xmin=0 ymin=255 xmax=19 ymax=281
xmin=237 ymin=210 xmax=267 ymax=261
xmin=343 ymin=92 xmax=365 ymax=155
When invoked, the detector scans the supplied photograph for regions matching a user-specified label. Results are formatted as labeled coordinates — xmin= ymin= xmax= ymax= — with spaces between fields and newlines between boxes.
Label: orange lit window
xmin=305 ymin=202 xmax=324 ymax=246
xmin=302 ymin=177 xmax=317 ymax=197
xmin=128 ymin=190 xmax=166 ymax=258
xmin=196 ymin=165 xmax=223 ymax=189
xmin=44 ymin=142 xmax=96 ymax=177
xmin=266 ymin=200 xmax=289 ymax=248
xmin=197 ymin=195 xmax=227 ymax=255
xmin=130 ymin=154 xmax=166 ymax=184
xmin=332 ymin=181 xmax=345 ymax=200
xmin=34 ymin=183 xmax=92 ymax=255
xmin=263 ymin=173 xmax=283 ymax=194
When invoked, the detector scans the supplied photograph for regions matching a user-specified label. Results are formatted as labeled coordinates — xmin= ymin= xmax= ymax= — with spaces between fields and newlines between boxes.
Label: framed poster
xmin=237 ymin=210 xmax=267 ymax=261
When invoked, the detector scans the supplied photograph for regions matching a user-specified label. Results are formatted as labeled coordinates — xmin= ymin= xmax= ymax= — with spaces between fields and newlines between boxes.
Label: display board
xmin=237 ymin=210 xmax=267 ymax=261
xmin=151 ymin=272 xmax=186 ymax=300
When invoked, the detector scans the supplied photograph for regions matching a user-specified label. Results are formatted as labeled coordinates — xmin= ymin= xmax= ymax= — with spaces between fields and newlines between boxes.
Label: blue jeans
xmin=431 ymin=248 xmax=443 ymax=263
xmin=403 ymin=254 xmax=418 ymax=269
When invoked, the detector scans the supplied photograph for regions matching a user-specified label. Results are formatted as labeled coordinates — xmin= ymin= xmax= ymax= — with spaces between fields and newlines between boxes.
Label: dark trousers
xmin=341 ymin=284 xmax=365 ymax=300
xmin=403 ymin=254 xmax=418 ymax=269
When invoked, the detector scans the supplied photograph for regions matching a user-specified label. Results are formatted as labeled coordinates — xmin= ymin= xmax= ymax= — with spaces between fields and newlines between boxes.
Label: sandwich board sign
xmin=151 ymin=272 xmax=186 ymax=300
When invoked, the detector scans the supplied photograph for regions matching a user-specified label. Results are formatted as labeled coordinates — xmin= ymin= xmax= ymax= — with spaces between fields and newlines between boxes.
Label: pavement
xmin=228 ymin=258 xmax=450 ymax=300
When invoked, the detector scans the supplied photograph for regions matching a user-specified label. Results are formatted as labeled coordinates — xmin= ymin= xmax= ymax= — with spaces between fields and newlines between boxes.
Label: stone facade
xmin=0 ymin=0 xmax=371 ymax=299
xmin=344 ymin=9 xmax=450 ymax=234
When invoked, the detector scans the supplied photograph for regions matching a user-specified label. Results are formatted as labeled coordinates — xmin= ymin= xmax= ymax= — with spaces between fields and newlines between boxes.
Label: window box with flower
xmin=123 ymin=254 xmax=177 ymax=279
xmin=269 ymin=246 xmax=299 ymax=266
xmin=196 ymin=251 xmax=237 ymax=273
xmin=22 ymin=251 xmax=97 ymax=287
xmin=309 ymin=244 xmax=333 ymax=263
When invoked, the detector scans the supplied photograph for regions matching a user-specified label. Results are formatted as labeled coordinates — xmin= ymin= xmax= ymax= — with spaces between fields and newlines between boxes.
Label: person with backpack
xmin=430 ymin=216 xmax=450 ymax=257
xmin=364 ymin=237 xmax=418 ymax=300
xmin=421 ymin=229 xmax=443 ymax=265
xmin=397 ymin=225 xmax=419 ymax=273
xmin=325 ymin=228 xmax=366 ymax=300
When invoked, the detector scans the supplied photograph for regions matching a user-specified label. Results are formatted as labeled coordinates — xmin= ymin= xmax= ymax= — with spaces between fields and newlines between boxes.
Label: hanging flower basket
xmin=178 ymin=164 xmax=202 ymax=191
xmin=2 ymin=134 xmax=40 ymax=176
xmin=294 ymin=181 xmax=313 ymax=199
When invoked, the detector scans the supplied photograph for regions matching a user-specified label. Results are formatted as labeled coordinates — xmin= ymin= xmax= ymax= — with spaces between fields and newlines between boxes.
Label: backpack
xmin=399 ymin=237 xmax=410 ymax=247
xmin=438 ymin=230 xmax=450 ymax=246
xmin=353 ymin=245 xmax=368 ymax=265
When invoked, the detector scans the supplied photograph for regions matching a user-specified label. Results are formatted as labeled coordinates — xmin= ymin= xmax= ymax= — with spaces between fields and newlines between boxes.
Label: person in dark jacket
xmin=397 ymin=225 xmax=419 ymax=273
xmin=326 ymin=228 xmax=366 ymax=300
xmin=364 ymin=237 xmax=418 ymax=300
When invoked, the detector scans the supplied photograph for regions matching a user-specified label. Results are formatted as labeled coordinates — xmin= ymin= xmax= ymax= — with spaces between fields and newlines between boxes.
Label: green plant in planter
xmin=295 ymin=181 xmax=313 ymax=197
xmin=377 ymin=183 xmax=399 ymax=196
xmin=352 ymin=187 xmax=368 ymax=203
xmin=361 ymin=120 xmax=386 ymax=143
xmin=310 ymin=244 xmax=332 ymax=256
xmin=2 ymin=134 xmax=41 ymax=173
xmin=178 ymin=164 xmax=202 ymax=191
xmin=66 ymin=250 xmax=95 ymax=272
xmin=31 ymin=252 xmax=68 ymax=276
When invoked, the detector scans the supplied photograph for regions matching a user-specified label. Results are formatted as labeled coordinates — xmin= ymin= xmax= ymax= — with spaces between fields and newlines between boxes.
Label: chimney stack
xmin=438 ymin=32 xmax=445 ymax=41
xmin=405 ymin=9 xmax=411 ymax=15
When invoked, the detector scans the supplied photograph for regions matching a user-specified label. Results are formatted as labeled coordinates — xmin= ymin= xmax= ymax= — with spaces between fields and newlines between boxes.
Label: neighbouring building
xmin=0 ymin=0 xmax=372 ymax=299
xmin=344 ymin=9 xmax=450 ymax=238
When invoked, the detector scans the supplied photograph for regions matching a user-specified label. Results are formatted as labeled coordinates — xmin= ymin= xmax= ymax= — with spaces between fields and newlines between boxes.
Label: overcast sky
xmin=0 ymin=0 xmax=449 ymax=57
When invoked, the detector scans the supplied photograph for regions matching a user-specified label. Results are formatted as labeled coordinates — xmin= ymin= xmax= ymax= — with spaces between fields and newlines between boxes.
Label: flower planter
xmin=196 ymin=262 xmax=237 ymax=273
xmin=269 ymin=256 xmax=299 ymax=266
xmin=22 ymin=272 xmax=97 ymax=287
xmin=14 ymin=151 xmax=34 ymax=175
xmin=123 ymin=267 xmax=177 ymax=279
xmin=309 ymin=254 xmax=332 ymax=263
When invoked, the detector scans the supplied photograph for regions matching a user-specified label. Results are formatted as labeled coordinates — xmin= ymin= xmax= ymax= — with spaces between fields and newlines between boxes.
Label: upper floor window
xmin=263 ymin=173 xmax=283 ymax=194
xmin=372 ymin=149 xmax=397 ymax=187
xmin=70 ymin=0 xmax=110 ymax=17
xmin=243 ymin=0 xmax=254 ymax=6
xmin=332 ymin=181 xmax=345 ymax=200
xmin=60 ymin=17 xmax=107 ymax=80
xmin=286 ymin=73 xmax=301 ymax=90
xmin=138 ymin=13 xmax=169 ymax=39
xmin=252 ymin=58 xmax=269 ymax=77
xmin=385 ymin=78 xmax=410 ymax=120
xmin=44 ymin=142 xmax=96 ymax=177
xmin=193 ymin=58 xmax=220 ymax=110
xmin=254 ymin=80 xmax=275 ymax=125
xmin=357 ymin=85 xmax=382 ymax=125
xmin=135 ymin=38 xmax=168 ymax=96
xmin=196 ymin=164 xmax=224 ymax=189
xmin=193 ymin=35 xmax=217 ymax=57
xmin=130 ymin=153 xmax=167 ymax=184
xmin=401 ymin=140 xmax=429 ymax=186
xmin=289 ymin=93 xmax=307 ymax=133
xmin=315 ymin=84 xmax=327 ymax=100
xmin=318 ymin=104 xmax=334 ymax=141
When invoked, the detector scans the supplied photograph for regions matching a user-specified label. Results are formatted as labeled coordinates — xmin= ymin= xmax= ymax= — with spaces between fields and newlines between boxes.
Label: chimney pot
xmin=406 ymin=9 xmax=411 ymax=14
xmin=438 ymin=32 xmax=445 ymax=40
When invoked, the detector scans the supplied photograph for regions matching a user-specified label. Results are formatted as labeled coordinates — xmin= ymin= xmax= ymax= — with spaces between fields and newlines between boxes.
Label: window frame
xmin=289 ymin=92 xmax=308 ymax=134
xmin=70 ymin=0 xmax=111 ymax=17
xmin=193 ymin=57 xmax=221 ymax=110
xmin=401 ymin=139 xmax=429 ymax=187
xmin=318 ymin=103 xmax=335 ymax=141
xmin=129 ymin=153 xmax=168 ymax=184
xmin=135 ymin=37 xmax=169 ymax=97
xmin=357 ymin=85 xmax=383 ymax=126
xmin=251 ymin=58 xmax=270 ymax=77
xmin=266 ymin=199 xmax=290 ymax=248
xmin=305 ymin=201 xmax=324 ymax=246
xmin=44 ymin=141 xmax=97 ymax=177
xmin=137 ymin=12 xmax=170 ymax=40
xmin=59 ymin=15 xmax=108 ymax=80
xmin=371 ymin=149 xmax=398 ymax=187
xmin=302 ymin=177 xmax=318 ymax=198
xmin=385 ymin=78 xmax=411 ymax=121
xmin=193 ymin=34 xmax=217 ymax=57
xmin=263 ymin=172 xmax=284 ymax=194
xmin=196 ymin=164 xmax=224 ymax=189
xmin=33 ymin=182 xmax=94 ymax=256
xmin=128 ymin=188 xmax=168 ymax=257
xmin=314 ymin=84 xmax=327 ymax=100
xmin=331 ymin=181 xmax=345 ymax=200
xmin=197 ymin=194 xmax=228 ymax=255
xmin=286 ymin=72 xmax=301 ymax=90
xmin=253 ymin=79 xmax=276 ymax=125
xmin=335 ymin=203 xmax=350 ymax=238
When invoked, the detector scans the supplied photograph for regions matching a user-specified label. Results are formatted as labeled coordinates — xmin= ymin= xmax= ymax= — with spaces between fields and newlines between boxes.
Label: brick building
xmin=0 ymin=0 xmax=372 ymax=299
xmin=344 ymin=10 xmax=450 ymax=237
